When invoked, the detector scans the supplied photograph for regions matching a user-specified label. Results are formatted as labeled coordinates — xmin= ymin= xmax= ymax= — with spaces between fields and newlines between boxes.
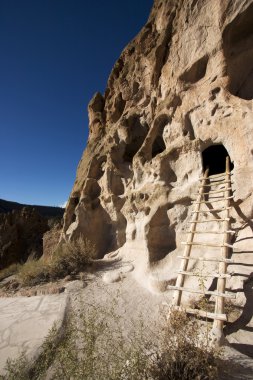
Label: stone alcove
xmin=223 ymin=3 xmax=253 ymax=100
xmin=201 ymin=144 xmax=234 ymax=175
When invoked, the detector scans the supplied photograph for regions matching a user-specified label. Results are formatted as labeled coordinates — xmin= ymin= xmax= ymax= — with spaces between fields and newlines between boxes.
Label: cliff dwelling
xmin=60 ymin=0 xmax=253 ymax=345
xmin=201 ymin=144 xmax=234 ymax=175
xmin=1 ymin=1 xmax=253 ymax=375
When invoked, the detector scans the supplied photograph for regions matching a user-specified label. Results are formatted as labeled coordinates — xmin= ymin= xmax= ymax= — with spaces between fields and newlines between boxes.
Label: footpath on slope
xmin=0 ymin=258 xmax=253 ymax=379
xmin=70 ymin=269 xmax=253 ymax=380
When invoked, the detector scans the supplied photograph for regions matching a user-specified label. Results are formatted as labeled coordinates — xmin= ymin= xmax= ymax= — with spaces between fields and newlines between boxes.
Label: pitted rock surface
xmin=61 ymin=0 xmax=253 ymax=301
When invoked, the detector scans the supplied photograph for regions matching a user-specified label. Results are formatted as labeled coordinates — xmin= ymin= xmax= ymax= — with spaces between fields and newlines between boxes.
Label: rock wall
xmin=0 ymin=208 xmax=48 ymax=269
xmin=62 ymin=0 xmax=253 ymax=298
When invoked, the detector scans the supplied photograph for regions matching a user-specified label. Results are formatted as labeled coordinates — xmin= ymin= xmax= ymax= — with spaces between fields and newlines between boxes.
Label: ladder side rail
xmin=213 ymin=157 xmax=231 ymax=335
xmin=173 ymin=168 xmax=209 ymax=306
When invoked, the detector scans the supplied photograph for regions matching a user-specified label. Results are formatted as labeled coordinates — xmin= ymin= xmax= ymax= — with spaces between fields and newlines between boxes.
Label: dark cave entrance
xmin=202 ymin=145 xmax=234 ymax=175
xmin=223 ymin=3 xmax=253 ymax=100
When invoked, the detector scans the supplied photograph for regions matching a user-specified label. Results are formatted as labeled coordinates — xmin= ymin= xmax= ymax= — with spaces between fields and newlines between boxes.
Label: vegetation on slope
xmin=0 ymin=238 xmax=95 ymax=292
xmin=1 ymin=304 xmax=223 ymax=380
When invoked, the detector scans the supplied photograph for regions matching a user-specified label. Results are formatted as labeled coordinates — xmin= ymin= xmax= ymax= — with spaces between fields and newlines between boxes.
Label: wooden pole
xmin=212 ymin=157 xmax=231 ymax=341
xmin=173 ymin=168 xmax=209 ymax=306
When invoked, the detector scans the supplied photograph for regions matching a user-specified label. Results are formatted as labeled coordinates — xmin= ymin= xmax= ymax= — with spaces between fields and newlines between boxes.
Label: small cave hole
xmin=180 ymin=55 xmax=208 ymax=84
xmin=223 ymin=3 xmax=253 ymax=100
xmin=122 ymin=115 xmax=148 ymax=163
xmin=145 ymin=207 xmax=150 ymax=216
xmin=112 ymin=58 xmax=124 ymax=79
xmin=202 ymin=144 xmax=234 ymax=175
xmin=128 ymin=46 xmax=135 ymax=56
xmin=132 ymin=81 xmax=140 ymax=96
xmin=147 ymin=207 xmax=176 ymax=262
xmin=86 ymin=180 xmax=101 ymax=200
xmin=184 ymin=113 xmax=195 ymax=140
xmin=111 ymin=93 xmax=126 ymax=123
xmin=72 ymin=197 xmax=79 ymax=206
xmin=151 ymin=114 xmax=169 ymax=159
xmin=152 ymin=135 xmax=166 ymax=158
xmin=89 ymin=156 xmax=106 ymax=180
xmin=111 ymin=175 xmax=124 ymax=196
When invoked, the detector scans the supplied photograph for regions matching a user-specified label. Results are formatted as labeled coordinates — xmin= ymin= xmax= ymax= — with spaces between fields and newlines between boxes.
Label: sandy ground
xmin=70 ymin=259 xmax=253 ymax=380
xmin=0 ymin=257 xmax=253 ymax=378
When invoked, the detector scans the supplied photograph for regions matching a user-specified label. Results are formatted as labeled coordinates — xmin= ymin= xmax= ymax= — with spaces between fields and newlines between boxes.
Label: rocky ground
xmin=0 ymin=258 xmax=253 ymax=379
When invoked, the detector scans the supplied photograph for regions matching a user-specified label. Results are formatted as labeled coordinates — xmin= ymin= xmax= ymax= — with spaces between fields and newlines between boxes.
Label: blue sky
xmin=0 ymin=0 xmax=153 ymax=207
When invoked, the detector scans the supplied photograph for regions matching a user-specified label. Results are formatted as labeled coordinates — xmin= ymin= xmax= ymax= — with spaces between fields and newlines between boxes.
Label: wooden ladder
xmin=168 ymin=157 xmax=235 ymax=337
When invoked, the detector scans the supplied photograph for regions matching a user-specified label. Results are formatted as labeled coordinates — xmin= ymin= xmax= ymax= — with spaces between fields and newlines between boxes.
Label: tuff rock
xmin=61 ymin=0 xmax=253 ymax=299
xmin=0 ymin=208 xmax=48 ymax=268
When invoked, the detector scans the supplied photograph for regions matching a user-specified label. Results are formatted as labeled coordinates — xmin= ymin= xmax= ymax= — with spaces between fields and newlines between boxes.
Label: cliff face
xmin=0 ymin=208 xmax=48 ymax=269
xmin=62 ymin=0 xmax=253 ymax=295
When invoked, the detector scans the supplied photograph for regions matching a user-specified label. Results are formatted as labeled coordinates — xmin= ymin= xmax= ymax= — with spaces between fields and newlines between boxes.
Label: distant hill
xmin=0 ymin=199 xmax=65 ymax=219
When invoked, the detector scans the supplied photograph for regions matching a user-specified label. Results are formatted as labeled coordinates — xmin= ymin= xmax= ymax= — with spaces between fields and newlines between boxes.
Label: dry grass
xmin=189 ymin=296 xmax=214 ymax=313
xmin=189 ymin=297 xmax=241 ymax=323
xmin=0 ymin=263 xmax=21 ymax=282
xmin=151 ymin=308 xmax=221 ymax=380
xmin=1 ymin=301 xmax=224 ymax=380
xmin=18 ymin=259 xmax=50 ymax=286
xmin=17 ymin=237 xmax=95 ymax=287
xmin=49 ymin=237 xmax=95 ymax=278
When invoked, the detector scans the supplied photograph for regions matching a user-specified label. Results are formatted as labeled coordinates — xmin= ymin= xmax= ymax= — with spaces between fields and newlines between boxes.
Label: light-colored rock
xmin=64 ymin=280 xmax=85 ymax=293
xmin=103 ymin=271 xmax=122 ymax=284
xmin=120 ymin=263 xmax=134 ymax=273
xmin=61 ymin=0 xmax=253 ymax=302
xmin=0 ymin=293 xmax=68 ymax=374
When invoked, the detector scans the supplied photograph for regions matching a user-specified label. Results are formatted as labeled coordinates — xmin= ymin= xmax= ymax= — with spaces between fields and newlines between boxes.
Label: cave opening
xmin=180 ymin=55 xmax=208 ymax=84
xmin=151 ymin=114 xmax=169 ymax=159
xmin=122 ymin=115 xmax=148 ymax=163
xmin=223 ymin=3 xmax=253 ymax=100
xmin=202 ymin=145 xmax=234 ymax=175
xmin=152 ymin=135 xmax=166 ymax=158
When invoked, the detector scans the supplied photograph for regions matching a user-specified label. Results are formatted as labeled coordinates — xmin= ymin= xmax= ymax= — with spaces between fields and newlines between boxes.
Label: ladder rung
xmin=177 ymin=270 xmax=231 ymax=279
xmin=181 ymin=242 xmax=234 ymax=248
xmin=200 ymin=172 xmax=230 ymax=179
xmin=192 ymin=197 xmax=233 ymax=204
xmin=188 ymin=218 xmax=230 ymax=223
xmin=191 ymin=207 xmax=231 ymax=213
xmin=177 ymin=256 xmax=234 ymax=263
xmin=168 ymin=285 xmax=236 ymax=299
xmin=184 ymin=230 xmax=235 ymax=234
xmin=194 ymin=188 xmax=233 ymax=195
xmin=208 ymin=178 xmax=230 ymax=183
xmin=202 ymin=181 xmax=232 ymax=186
xmin=174 ymin=306 xmax=227 ymax=321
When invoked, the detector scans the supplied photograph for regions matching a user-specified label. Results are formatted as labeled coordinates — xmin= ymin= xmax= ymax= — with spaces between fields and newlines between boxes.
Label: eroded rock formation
xmin=62 ymin=0 xmax=253 ymax=299
xmin=0 ymin=208 xmax=48 ymax=268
